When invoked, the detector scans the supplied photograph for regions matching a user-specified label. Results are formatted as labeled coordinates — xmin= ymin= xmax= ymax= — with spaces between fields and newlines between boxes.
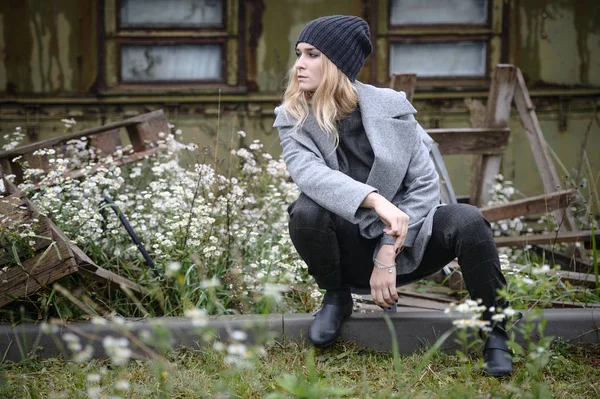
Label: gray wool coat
xmin=273 ymin=81 xmax=443 ymax=275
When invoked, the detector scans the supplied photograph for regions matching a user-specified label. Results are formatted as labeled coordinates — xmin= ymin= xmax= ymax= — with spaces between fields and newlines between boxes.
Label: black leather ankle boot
xmin=309 ymin=288 xmax=353 ymax=348
xmin=483 ymin=325 xmax=513 ymax=378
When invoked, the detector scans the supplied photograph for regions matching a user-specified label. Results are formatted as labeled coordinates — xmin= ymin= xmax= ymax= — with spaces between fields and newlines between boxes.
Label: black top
xmin=336 ymin=107 xmax=374 ymax=184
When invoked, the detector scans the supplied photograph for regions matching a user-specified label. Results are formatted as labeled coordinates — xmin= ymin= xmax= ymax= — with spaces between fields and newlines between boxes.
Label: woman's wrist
xmin=373 ymin=258 xmax=396 ymax=274
xmin=377 ymin=244 xmax=396 ymax=260
xmin=361 ymin=192 xmax=385 ymax=209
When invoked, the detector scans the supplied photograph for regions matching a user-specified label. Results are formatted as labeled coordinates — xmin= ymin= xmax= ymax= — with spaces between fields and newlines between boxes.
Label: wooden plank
xmin=427 ymin=127 xmax=510 ymax=155
xmin=548 ymin=300 xmax=600 ymax=309
xmin=513 ymin=68 xmax=578 ymax=233
xmin=0 ymin=159 xmax=11 ymax=181
xmin=553 ymin=270 xmax=598 ymax=289
xmin=494 ymin=230 xmax=600 ymax=247
xmin=0 ymin=219 xmax=53 ymax=267
xmin=1 ymin=178 xmax=147 ymax=301
xmin=532 ymin=245 xmax=593 ymax=274
xmin=0 ymin=110 xmax=165 ymax=159
xmin=396 ymin=296 xmax=449 ymax=311
xmin=0 ymin=239 xmax=77 ymax=308
xmin=0 ymin=193 xmax=28 ymax=224
xmin=22 ymin=151 xmax=54 ymax=173
xmin=470 ymin=65 xmax=517 ymax=207
xmin=360 ymin=293 xmax=449 ymax=311
xmin=390 ymin=73 xmax=417 ymax=102
xmin=396 ymin=282 xmax=456 ymax=296
xmin=44 ymin=218 xmax=147 ymax=296
xmin=77 ymin=265 xmax=148 ymax=296
xmin=480 ymin=189 xmax=575 ymax=222
xmin=31 ymin=146 xmax=164 ymax=190
xmin=89 ymin=129 xmax=122 ymax=156
xmin=126 ymin=114 xmax=170 ymax=152
xmin=396 ymin=289 xmax=456 ymax=304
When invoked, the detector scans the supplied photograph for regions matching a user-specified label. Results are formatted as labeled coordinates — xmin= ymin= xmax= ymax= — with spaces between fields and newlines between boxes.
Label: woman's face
xmin=295 ymin=42 xmax=323 ymax=92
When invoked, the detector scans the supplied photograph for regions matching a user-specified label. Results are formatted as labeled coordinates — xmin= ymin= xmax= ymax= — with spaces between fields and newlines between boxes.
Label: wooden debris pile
xmin=391 ymin=65 xmax=599 ymax=309
xmin=0 ymin=110 xmax=171 ymax=307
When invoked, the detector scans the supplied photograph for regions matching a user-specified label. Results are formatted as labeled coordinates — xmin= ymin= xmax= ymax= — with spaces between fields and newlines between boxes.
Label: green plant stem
xmin=592 ymin=221 xmax=598 ymax=288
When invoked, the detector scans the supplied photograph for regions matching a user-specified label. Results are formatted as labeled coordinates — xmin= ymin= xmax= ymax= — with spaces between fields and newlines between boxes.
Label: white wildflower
xmin=213 ymin=341 xmax=225 ymax=352
xmin=498 ymin=253 xmax=510 ymax=270
xmin=184 ymin=308 xmax=208 ymax=327
xmin=200 ymin=276 xmax=220 ymax=289
xmin=115 ymin=380 xmax=130 ymax=391
xmin=87 ymin=385 xmax=101 ymax=399
xmin=521 ymin=277 xmax=534 ymax=285
xmin=166 ymin=261 xmax=182 ymax=277
xmin=62 ymin=332 xmax=79 ymax=343
xmin=227 ymin=342 xmax=247 ymax=357
xmin=73 ymin=345 xmax=94 ymax=363
xmin=139 ymin=330 xmax=152 ymax=342
xmin=230 ymin=330 xmax=248 ymax=342
xmin=40 ymin=322 xmax=59 ymax=334
xmin=262 ymin=283 xmax=288 ymax=302
xmin=532 ymin=264 xmax=550 ymax=275
xmin=102 ymin=336 xmax=132 ymax=366
xmin=491 ymin=313 xmax=506 ymax=322
xmin=452 ymin=319 xmax=490 ymax=330
xmin=91 ymin=317 xmax=107 ymax=325
xmin=502 ymin=307 xmax=517 ymax=317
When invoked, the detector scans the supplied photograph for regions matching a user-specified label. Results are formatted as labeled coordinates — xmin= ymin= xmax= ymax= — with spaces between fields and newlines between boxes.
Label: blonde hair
xmin=282 ymin=54 xmax=358 ymax=145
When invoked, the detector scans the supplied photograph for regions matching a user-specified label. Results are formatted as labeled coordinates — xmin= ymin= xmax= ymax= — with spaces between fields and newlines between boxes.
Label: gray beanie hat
xmin=296 ymin=15 xmax=373 ymax=82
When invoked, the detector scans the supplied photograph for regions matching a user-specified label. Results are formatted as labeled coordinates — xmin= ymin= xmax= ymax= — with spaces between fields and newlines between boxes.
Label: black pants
xmin=288 ymin=194 xmax=508 ymax=319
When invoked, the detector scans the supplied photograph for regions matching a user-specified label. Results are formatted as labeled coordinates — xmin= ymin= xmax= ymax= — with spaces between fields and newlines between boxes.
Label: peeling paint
xmin=30 ymin=11 xmax=50 ymax=92
xmin=587 ymin=31 xmax=600 ymax=84
xmin=519 ymin=0 xmax=600 ymax=86
xmin=0 ymin=14 xmax=6 ymax=91
xmin=538 ymin=3 xmax=580 ymax=85
xmin=56 ymin=12 xmax=73 ymax=91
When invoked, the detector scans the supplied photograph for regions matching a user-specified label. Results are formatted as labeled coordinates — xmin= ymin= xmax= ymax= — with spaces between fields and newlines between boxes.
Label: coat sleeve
xmin=376 ymin=119 xmax=440 ymax=253
xmin=275 ymin=110 xmax=378 ymax=224
xmin=398 ymin=130 xmax=440 ymax=245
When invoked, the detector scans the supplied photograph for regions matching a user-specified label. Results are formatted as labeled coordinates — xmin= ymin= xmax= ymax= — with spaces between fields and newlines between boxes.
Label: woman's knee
xmin=441 ymin=204 xmax=488 ymax=227
xmin=288 ymin=194 xmax=332 ymax=231
xmin=435 ymin=203 xmax=492 ymax=242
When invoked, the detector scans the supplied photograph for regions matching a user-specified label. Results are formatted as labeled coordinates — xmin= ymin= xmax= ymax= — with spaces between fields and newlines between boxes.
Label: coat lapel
xmin=295 ymin=109 xmax=340 ymax=169
xmin=356 ymin=82 xmax=419 ymax=200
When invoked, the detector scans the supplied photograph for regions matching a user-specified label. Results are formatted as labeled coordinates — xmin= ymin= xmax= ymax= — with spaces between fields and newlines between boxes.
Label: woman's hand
xmin=370 ymin=245 xmax=398 ymax=307
xmin=362 ymin=193 xmax=409 ymax=253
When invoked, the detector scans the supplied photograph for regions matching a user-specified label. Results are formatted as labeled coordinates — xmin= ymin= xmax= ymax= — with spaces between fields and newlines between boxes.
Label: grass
xmin=1 ymin=340 xmax=599 ymax=398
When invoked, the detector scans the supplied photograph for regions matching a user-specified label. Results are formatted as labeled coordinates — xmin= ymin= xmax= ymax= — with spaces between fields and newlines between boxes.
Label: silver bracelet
xmin=374 ymin=259 xmax=396 ymax=274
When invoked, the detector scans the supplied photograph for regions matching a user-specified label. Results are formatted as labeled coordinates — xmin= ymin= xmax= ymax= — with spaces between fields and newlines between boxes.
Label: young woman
xmin=273 ymin=15 xmax=512 ymax=378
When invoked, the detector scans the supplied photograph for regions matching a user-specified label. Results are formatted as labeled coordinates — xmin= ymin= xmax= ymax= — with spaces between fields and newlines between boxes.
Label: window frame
xmin=100 ymin=0 xmax=245 ymax=93
xmin=375 ymin=0 xmax=503 ymax=89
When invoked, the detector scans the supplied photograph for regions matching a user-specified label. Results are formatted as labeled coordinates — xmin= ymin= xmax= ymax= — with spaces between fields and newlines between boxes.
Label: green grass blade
xmin=592 ymin=221 xmax=598 ymax=288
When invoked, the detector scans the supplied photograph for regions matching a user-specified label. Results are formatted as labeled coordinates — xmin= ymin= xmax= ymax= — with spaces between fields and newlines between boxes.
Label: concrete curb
xmin=1 ymin=309 xmax=598 ymax=363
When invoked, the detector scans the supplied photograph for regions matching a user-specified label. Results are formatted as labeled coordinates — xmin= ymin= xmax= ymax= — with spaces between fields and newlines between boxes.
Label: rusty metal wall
xmin=0 ymin=0 xmax=598 ymax=201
